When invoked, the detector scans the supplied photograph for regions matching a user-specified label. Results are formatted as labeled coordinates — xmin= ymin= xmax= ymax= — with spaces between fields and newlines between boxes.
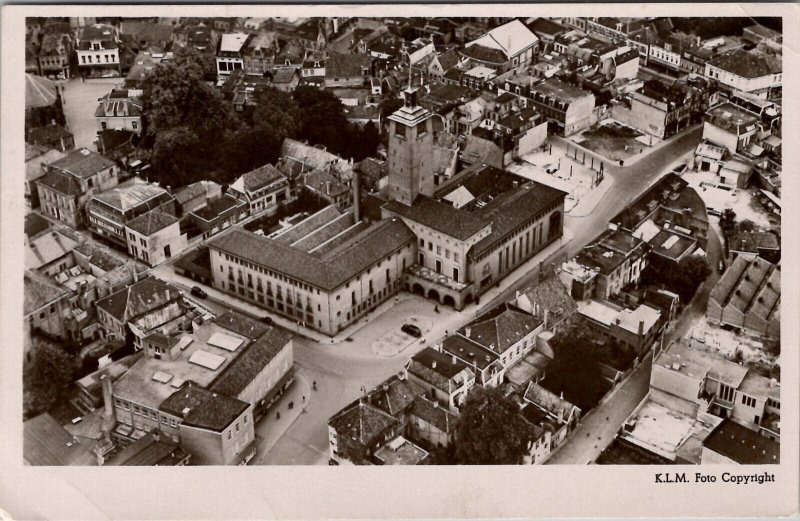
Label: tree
xmin=219 ymin=124 xmax=284 ymax=179
xmin=719 ymin=207 xmax=736 ymax=235
xmin=544 ymin=321 xmax=609 ymax=411
xmin=674 ymin=255 xmax=711 ymax=302
xmin=24 ymin=341 xmax=78 ymax=416
xmin=737 ymin=219 xmax=759 ymax=233
xmin=453 ymin=386 xmax=532 ymax=465
xmin=252 ymin=86 xmax=301 ymax=139
xmin=293 ymin=85 xmax=353 ymax=157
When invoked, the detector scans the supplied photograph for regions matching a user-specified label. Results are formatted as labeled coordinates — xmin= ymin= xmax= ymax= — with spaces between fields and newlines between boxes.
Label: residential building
xmin=25 ymin=229 xmax=79 ymax=277
xmin=612 ymin=79 xmax=694 ymax=139
xmin=76 ymin=24 xmax=121 ymax=77
xmin=302 ymin=169 xmax=351 ymax=211
xmin=94 ymin=89 xmax=143 ymax=135
xmin=38 ymin=148 xmax=120 ymax=229
xmin=187 ymin=194 xmax=248 ymax=240
xmin=578 ymin=300 xmax=662 ymax=356
xmin=562 ymin=228 xmax=649 ymax=300
xmin=462 ymin=19 xmax=539 ymax=72
xmin=703 ymin=101 xmax=761 ymax=155
xmin=38 ymin=24 xmax=74 ymax=79
xmin=522 ymin=381 xmax=581 ymax=451
xmin=427 ymin=48 xmax=462 ymax=80
xmin=216 ymin=32 xmax=249 ymax=76
xmin=650 ymin=340 xmax=780 ymax=442
xmin=26 ymin=143 xmax=65 ymax=208
xmin=95 ymin=276 xmax=187 ymax=341
xmin=328 ymin=399 xmax=404 ymax=465
xmin=27 ymin=122 xmax=75 ymax=152
xmin=705 ymin=48 xmax=782 ymax=99
xmin=86 ymin=180 xmax=176 ymax=248
xmin=405 ymin=347 xmax=476 ymax=412
xmin=325 ymin=52 xmax=372 ymax=88
xmin=527 ymin=79 xmax=595 ymax=136
xmin=525 ymin=18 xmax=567 ymax=50
xmin=125 ymin=211 xmax=187 ymax=267
xmin=227 ymin=164 xmax=292 ymax=216
xmin=173 ymin=180 xmax=223 ymax=216
xmin=706 ymin=256 xmax=779 ymax=339
xmin=23 ymin=270 xmax=72 ymax=358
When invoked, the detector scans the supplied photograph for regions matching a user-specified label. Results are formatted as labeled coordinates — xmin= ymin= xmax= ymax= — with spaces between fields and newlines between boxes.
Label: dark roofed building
xmin=325 ymin=52 xmax=372 ymax=88
xmin=23 ymin=414 xmax=98 ymax=466
xmin=701 ymin=418 xmax=779 ymax=464
xmin=214 ymin=310 xmax=270 ymax=340
xmin=27 ymin=122 xmax=75 ymax=152
xmin=107 ymin=431 xmax=190 ymax=466
xmin=159 ymin=381 xmax=250 ymax=433
xmin=327 ymin=399 xmax=402 ymax=465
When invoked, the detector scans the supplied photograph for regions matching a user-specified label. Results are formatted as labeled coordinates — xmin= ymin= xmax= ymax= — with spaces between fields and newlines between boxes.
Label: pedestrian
xmin=276 ymin=411 xmax=280 ymax=420
xmin=302 ymin=395 xmax=306 ymax=404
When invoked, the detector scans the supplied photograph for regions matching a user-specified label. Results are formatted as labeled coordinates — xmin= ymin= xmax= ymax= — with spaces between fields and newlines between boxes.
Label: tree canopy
xmin=453 ymin=386 xmax=532 ymax=465
xmin=24 ymin=341 xmax=79 ymax=417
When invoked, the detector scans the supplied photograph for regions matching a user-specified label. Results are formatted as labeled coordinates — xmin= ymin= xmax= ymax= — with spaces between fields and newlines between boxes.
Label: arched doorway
xmin=411 ymin=283 xmax=425 ymax=296
xmin=442 ymin=295 xmax=456 ymax=307
xmin=427 ymin=288 xmax=441 ymax=302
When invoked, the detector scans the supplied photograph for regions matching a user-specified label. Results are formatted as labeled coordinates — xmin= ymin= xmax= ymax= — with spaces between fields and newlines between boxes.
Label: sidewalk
xmin=156 ymin=227 xmax=573 ymax=359
xmin=252 ymin=373 xmax=312 ymax=464
xmin=555 ymin=123 xmax=702 ymax=168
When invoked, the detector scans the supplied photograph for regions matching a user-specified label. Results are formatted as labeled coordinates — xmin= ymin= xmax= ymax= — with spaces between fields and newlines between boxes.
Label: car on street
xmin=190 ymin=286 xmax=208 ymax=299
xmin=261 ymin=315 xmax=274 ymax=325
xmin=401 ymin=323 xmax=422 ymax=337
xmin=672 ymin=164 xmax=687 ymax=174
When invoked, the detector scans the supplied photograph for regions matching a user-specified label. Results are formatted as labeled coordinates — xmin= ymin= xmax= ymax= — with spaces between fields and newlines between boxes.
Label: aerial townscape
xmin=22 ymin=15 xmax=781 ymax=467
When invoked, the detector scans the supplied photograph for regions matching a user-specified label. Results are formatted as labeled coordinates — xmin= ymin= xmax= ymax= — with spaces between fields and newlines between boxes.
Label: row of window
xmin=418 ymin=238 xmax=462 ymax=263
xmin=225 ymin=415 xmax=248 ymax=440
xmin=80 ymin=53 xmax=115 ymax=64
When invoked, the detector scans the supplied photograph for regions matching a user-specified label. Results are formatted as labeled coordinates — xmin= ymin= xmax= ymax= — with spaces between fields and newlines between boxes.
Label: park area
xmin=572 ymin=120 xmax=648 ymax=162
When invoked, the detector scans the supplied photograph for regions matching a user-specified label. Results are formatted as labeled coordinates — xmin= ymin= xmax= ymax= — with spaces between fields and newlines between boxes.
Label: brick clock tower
xmin=387 ymin=87 xmax=435 ymax=206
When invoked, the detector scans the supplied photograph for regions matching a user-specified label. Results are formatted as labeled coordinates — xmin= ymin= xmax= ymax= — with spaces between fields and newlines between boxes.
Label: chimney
xmin=638 ymin=319 xmax=644 ymax=336
xmin=432 ymin=360 xmax=437 ymax=369
xmin=353 ymin=169 xmax=361 ymax=222
xmin=326 ymin=181 xmax=330 ymax=195
xmin=451 ymin=355 xmax=457 ymax=365
xmin=51 ymin=119 xmax=57 ymax=126
xmin=544 ymin=309 xmax=549 ymax=330
xmin=100 ymin=374 xmax=116 ymax=432
xmin=465 ymin=327 xmax=471 ymax=338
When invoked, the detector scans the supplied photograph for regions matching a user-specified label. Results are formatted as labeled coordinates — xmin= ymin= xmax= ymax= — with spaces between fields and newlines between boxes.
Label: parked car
xmin=190 ymin=286 xmax=208 ymax=299
xmin=260 ymin=316 xmax=274 ymax=325
xmin=672 ymin=164 xmax=687 ymax=174
xmin=401 ymin=323 xmax=422 ymax=337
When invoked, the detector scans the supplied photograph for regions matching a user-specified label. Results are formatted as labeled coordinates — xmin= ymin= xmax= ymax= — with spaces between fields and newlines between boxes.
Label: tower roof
xmin=388 ymin=89 xmax=432 ymax=127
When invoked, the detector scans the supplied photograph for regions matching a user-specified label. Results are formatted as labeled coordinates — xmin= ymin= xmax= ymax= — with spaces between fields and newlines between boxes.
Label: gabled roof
xmin=208 ymin=218 xmax=415 ymax=292
xmin=48 ymin=148 xmax=115 ymax=179
xmin=26 ymin=73 xmax=58 ymax=108
xmin=27 ymin=123 xmax=73 ymax=145
xmin=125 ymin=210 xmax=179 ymax=236
xmin=325 ymin=51 xmax=371 ymax=79
xmin=410 ymin=396 xmax=458 ymax=433
xmin=230 ymin=164 xmax=286 ymax=195
xmin=36 ymin=170 xmax=83 ymax=196
xmin=25 ymin=230 xmax=79 ymax=269
xmin=703 ymin=418 xmax=779 ymax=464
xmin=524 ymin=381 xmax=580 ymax=421
xmin=214 ymin=310 xmax=270 ymax=340
xmin=459 ymin=307 xmax=542 ymax=355
xmin=466 ymin=19 xmax=539 ymax=60
xmin=367 ymin=376 xmax=422 ymax=417
xmin=328 ymin=400 xmax=400 ymax=447
xmin=709 ymin=256 xmax=779 ymax=318
xmin=90 ymin=181 xmax=170 ymax=213
xmin=407 ymin=347 xmax=473 ymax=393
xmin=24 ymin=269 xmax=69 ymax=316
xmin=96 ymin=277 xmax=181 ymax=323
xmin=460 ymin=44 xmax=507 ymax=65
xmin=159 ymin=381 xmax=249 ymax=432
xmin=383 ymin=195 xmax=489 ymax=241
xmin=209 ymin=328 xmax=293 ymax=397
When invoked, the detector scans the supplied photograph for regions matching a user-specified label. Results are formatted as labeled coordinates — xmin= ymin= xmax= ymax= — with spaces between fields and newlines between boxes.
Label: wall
xmin=516 ymin=121 xmax=547 ymax=157
xmin=650 ymin=363 xmax=703 ymax=404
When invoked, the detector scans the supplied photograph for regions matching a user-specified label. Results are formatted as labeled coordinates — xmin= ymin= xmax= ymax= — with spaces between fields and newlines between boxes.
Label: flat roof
xmin=112 ymin=321 xmax=249 ymax=410
xmin=374 ymin=436 xmax=429 ymax=465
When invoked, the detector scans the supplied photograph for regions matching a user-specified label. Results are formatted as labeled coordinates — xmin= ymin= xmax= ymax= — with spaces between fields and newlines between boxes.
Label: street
xmin=142 ymin=122 xmax=705 ymax=466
